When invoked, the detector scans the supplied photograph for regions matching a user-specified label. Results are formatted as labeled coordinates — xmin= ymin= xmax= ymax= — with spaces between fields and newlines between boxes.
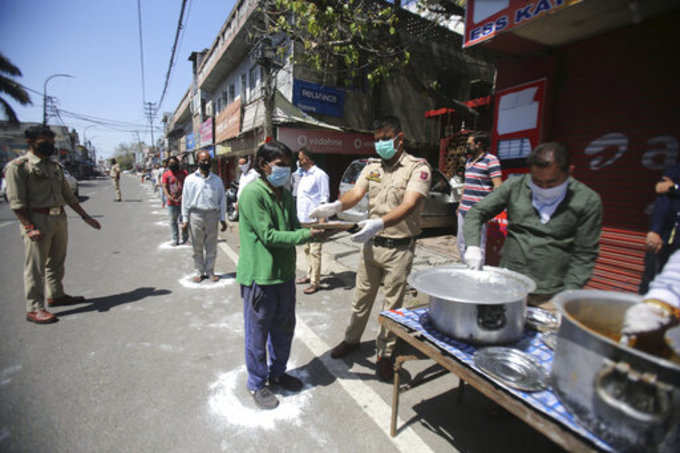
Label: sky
xmin=0 ymin=0 xmax=236 ymax=159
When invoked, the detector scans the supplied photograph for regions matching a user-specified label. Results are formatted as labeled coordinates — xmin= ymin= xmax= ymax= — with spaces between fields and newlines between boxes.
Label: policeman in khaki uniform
xmin=110 ymin=158 xmax=121 ymax=201
xmin=5 ymin=125 xmax=101 ymax=324
xmin=310 ymin=116 xmax=432 ymax=381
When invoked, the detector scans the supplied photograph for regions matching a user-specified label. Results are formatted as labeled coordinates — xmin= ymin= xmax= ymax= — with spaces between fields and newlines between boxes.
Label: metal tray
xmin=300 ymin=221 xmax=357 ymax=231
xmin=474 ymin=347 xmax=548 ymax=392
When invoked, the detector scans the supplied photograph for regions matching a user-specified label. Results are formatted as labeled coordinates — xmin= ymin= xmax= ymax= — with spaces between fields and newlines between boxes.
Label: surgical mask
xmin=239 ymin=164 xmax=249 ymax=173
xmin=267 ymin=165 xmax=291 ymax=187
xmin=375 ymin=138 xmax=397 ymax=160
xmin=528 ymin=179 xmax=569 ymax=223
xmin=199 ymin=161 xmax=211 ymax=172
xmin=36 ymin=142 xmax=56 ymax=156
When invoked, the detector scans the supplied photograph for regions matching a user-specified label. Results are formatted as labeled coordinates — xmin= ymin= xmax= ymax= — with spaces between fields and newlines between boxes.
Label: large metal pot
xmin=408 ymin=264 xmax=536 ymax=344
xmin=551 ymin=290 xmax=680 ymax=452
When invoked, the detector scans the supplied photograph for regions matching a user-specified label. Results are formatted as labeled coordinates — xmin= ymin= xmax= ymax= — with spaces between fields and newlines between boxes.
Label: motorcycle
xmin=226 ymin=180 xmax=239 ymax=222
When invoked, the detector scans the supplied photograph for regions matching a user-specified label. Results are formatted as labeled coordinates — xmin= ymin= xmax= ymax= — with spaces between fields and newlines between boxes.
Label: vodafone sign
xmin=278 ymin=127 xmax=374 ymax=155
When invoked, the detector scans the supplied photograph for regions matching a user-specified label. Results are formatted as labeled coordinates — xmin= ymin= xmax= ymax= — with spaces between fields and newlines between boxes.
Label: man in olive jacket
xmin=463 ymin=142 xmax=602 ymax=310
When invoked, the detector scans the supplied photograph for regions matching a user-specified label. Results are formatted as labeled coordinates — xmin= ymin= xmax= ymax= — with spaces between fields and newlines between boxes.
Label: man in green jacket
xmin=237 ymin=140 xmax=324 ymax=410
xmin=463 ymin=142 xmax=602 ymax=309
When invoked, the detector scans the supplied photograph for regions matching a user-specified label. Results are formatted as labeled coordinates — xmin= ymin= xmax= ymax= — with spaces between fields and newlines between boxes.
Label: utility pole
xmin=144 ymin=101 xmax=156 ymax=150
xmin=43 ymin=73 xmax=74 ymax=125
xmin=254 ymin=1 xmax=282 ymax=140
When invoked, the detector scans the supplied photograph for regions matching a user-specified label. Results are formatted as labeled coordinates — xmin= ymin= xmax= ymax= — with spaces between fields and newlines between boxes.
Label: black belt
xmin=372 ymin=236 xmax=414 ymax=248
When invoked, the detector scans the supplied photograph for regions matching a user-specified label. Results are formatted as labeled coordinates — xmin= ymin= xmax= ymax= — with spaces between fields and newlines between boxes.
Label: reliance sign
xmin=464 ymin=0 xmax=581 ymax=47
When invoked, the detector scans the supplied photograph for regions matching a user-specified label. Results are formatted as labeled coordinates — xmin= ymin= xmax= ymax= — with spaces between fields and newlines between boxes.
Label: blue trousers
xmin=167 ymin=205 xmax=188 ymax=243
xmin=242 ymin=280 xmax=296 ymax=391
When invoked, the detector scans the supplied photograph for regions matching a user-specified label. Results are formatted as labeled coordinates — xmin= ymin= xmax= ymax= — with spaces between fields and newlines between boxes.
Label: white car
xmin=63 ymin=169 xmax=79 ymax=197
xmin=337 ymin=159 xmax=457 ymax=230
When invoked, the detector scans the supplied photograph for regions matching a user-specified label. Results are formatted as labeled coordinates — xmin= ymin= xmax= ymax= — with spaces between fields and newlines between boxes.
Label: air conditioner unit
xmin=205 ymin=100 xmax=214 ymax=117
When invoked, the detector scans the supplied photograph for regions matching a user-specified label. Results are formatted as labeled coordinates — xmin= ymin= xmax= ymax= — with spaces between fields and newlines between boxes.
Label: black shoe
xmin=270 ymin=373 xmax=303 ymax=392
xmin=250 ymin=387 xmax=279 ymax=410
xmin=376 ymin=356 xmax=394 ymax=382
xmin=172 ymin=240 xmax=179 ymax=246
xmin=330 ymin=341 xmax=360 ymax=359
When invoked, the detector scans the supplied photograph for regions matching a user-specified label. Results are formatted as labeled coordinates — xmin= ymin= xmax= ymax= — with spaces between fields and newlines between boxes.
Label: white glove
xmin=464 ymin=246 xmax=483 ymax=270
xmin=351 ymin=218 xmax=384 ymax=243
xmin=621 ymin=301 xmax=673 ymax=336
xmin=309 ymin=200 xmax=342 ymax=219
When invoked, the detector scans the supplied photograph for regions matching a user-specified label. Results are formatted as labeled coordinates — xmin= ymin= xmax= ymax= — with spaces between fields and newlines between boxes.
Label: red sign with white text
xmin=278 ymin=127 xmax=375 ymax=155
xmin=464 ymin=0 xmax=581 ymax=48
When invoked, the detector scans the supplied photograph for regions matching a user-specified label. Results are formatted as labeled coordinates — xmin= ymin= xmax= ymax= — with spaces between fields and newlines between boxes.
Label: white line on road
xmin=218 ymin=241 xmax=436 ymax=453
xmin=0 ymin=220 xmax=16 ymax=229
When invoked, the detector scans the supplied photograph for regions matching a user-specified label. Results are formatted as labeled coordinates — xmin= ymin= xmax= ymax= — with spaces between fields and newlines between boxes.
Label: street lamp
xmin=43 ymin=73 xmax=74 ymax=125
xmin=83 ymin=125 xmax=97 ymax=143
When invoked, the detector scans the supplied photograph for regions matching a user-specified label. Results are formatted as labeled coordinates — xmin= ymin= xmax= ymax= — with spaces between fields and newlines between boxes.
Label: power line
xmin=137 ymin=0 xmax=147 ymax=105
xmin=156 ymin=0 xmax=189 ymax=112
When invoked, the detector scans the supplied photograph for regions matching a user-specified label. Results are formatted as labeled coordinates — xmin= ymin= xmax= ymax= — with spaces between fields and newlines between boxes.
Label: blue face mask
xmin=267 ymin=165 xmax=291 ymax=187
xmin=375 ymin=137 xmax=397 ymax=160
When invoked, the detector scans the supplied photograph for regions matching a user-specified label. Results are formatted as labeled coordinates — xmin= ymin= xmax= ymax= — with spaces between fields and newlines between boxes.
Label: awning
xmin=241 ymin=90 xmax=343 ymax=134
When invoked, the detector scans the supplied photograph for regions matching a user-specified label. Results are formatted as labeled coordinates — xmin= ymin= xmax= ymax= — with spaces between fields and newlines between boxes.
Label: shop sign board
xmin=464 ymin=0 xmax=582 ymax=48
xmin=292 ymin=79 xmax=345 ymax=118
xmin=215 ymin=99 xmax=241 ymax=143
xmin=278 ymin=127 xmax=374 ymax=155
xmin=185 ymin=133 xmax=195 ymax=150
xmin=199 ymin=118 xmax=214 ymax=148
xmin=491 ymin=78 xmax=546 ymax=169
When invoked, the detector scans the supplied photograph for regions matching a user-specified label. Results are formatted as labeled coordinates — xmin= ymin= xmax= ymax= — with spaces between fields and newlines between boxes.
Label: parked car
xmin=63 ymin=169 xmax=79 ymax=197
xmin=337 ymin=159 xmax=457 ymax=230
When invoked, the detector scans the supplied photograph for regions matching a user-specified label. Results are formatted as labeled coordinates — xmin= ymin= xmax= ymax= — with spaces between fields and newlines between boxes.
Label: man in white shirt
xmin=152 ymin=164 xmax=165 ymax=207
xmin=181 ymin=151 xmax=227 ymax=283
xmin=235 ymin=156 xmax=259 ymax=213
xmin=295 ymin=148 xmax=330 ymax=294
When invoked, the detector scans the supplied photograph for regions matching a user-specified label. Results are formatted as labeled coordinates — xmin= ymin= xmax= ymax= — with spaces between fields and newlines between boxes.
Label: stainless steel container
xmin=552 ymin=290 xmax=680 ymax=452
xmin=407 ymin=264 xmax=536 ymax=344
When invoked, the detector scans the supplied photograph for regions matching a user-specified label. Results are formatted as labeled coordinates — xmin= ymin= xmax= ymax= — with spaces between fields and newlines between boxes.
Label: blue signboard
xmin=186 ymin=133 xmax=195 ymax=150
xmin=292 ymin=79 xmax=345 ymax=118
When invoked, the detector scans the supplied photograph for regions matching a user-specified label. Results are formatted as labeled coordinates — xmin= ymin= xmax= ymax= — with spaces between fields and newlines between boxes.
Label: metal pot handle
xmin=595 ymin=360 xmax=673 ymax=425
xmin=476 ymin=305 xmax=506 ymax=331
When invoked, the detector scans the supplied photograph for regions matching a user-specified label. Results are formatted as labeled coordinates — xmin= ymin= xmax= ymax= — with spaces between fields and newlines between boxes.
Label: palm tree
xmin=0 ymin=52 xmax=32 ymax=124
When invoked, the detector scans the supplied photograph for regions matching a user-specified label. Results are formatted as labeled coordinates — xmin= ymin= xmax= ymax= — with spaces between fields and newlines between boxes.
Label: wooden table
xmin=379 ymin=315 xmax=603 ymax=453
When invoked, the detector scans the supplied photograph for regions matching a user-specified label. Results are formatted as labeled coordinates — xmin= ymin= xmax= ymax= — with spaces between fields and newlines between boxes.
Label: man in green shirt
xmin=237 ymin=140 xmax=324 ymax=410
xmin=463 ymin=142 xmax=602 ymax=309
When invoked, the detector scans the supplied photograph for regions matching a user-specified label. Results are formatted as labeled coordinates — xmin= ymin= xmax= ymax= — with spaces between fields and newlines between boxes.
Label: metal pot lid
xmin=474 ymin=347 xmax=548 ymax=392
xmin=408 ymin=264 xmax=536 ymax=305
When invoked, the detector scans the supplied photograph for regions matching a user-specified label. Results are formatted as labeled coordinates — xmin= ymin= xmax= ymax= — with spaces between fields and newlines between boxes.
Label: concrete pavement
xmin=0 ymin=175 xmax=563 ymax=453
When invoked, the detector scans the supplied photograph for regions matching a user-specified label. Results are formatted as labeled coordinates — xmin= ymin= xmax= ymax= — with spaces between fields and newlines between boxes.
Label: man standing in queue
xmin=295 ymin=148 xmax=330 ymax=295
xmin=5 ymin=125 xmax=102 ymax=324
xmin=181 ymin=151 xmax=227 ymax=283
xmin=463 ymin=142 xmax=602 ymax=309
xmin=237 ymin=140 xmax=326 ymax=409
xmin=162 ymin=156 xmax=189 ymax=246
xmin=310 ymin=116 xmax=432 ymax=381
xmin=110 ymin=158 xmax=121 ymax=202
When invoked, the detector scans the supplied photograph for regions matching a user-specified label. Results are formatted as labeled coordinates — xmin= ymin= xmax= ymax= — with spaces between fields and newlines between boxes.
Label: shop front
xmin=214 ymin=99 xmax=242 ymax=187
xmin=277 ymin=127 xmax=375 ymax=199
xmin=464 ymin=0 xmax=680 ymax=291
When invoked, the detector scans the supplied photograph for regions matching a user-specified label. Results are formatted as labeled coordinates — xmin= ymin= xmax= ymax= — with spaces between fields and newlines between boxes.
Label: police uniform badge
xmin=367 ymin=170 xmax=382 ymax=182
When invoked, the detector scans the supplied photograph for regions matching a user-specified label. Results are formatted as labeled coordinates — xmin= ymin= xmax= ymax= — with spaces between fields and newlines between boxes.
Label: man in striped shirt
xmin=457 ymin=132 xmax=502 ymax=265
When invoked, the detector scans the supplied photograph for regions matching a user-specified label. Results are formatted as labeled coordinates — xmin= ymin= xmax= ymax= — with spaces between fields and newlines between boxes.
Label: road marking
xmin=218 ymin=241 xmax=435 ymax=453
xmin=0 ymin=221 xmax=16 ymax=229
xmin=84 ymin=192 xmax=97 ymax=196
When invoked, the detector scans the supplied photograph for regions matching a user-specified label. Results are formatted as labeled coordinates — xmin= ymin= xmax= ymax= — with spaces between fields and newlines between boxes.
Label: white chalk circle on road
xmin=178 ymin=274 xmax=235 ymax=289
xmin=158 ymin=240 xmax=192 ymax=250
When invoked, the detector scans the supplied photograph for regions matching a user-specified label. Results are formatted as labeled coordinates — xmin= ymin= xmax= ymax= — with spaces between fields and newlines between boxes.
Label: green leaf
xmin=389 ymin=26 xmax=395 ymax=35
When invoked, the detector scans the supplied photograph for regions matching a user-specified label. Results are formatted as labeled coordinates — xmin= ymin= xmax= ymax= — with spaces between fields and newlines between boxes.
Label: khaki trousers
xmin=188 ymin=209 xmax=219 ymax=276
xmin=113 ymin=178 xmax=121 ymax=201
xmin=23 ymin=212 xmax=68 ymax=311
xmin=304 ymin=241 xmax=322 ymax=286
xmin=345 ymin=241 xmax=415 ymax=357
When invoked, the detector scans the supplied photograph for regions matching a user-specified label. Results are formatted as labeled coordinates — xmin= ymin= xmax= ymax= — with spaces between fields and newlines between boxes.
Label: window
xmin=229 ymin=84 xmax=235 ymax=104
xmin=241 ymin=74 xmax=247 ymax=103
xmin=249 ymin=66 xmax=258 ymax=99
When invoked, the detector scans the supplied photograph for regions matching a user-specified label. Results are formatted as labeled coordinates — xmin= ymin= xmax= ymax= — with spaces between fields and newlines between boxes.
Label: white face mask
xmin=528 ymin=179 xmax=568 ymax=223
xmin=239 ymin=164 xmax=249 ymax=173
